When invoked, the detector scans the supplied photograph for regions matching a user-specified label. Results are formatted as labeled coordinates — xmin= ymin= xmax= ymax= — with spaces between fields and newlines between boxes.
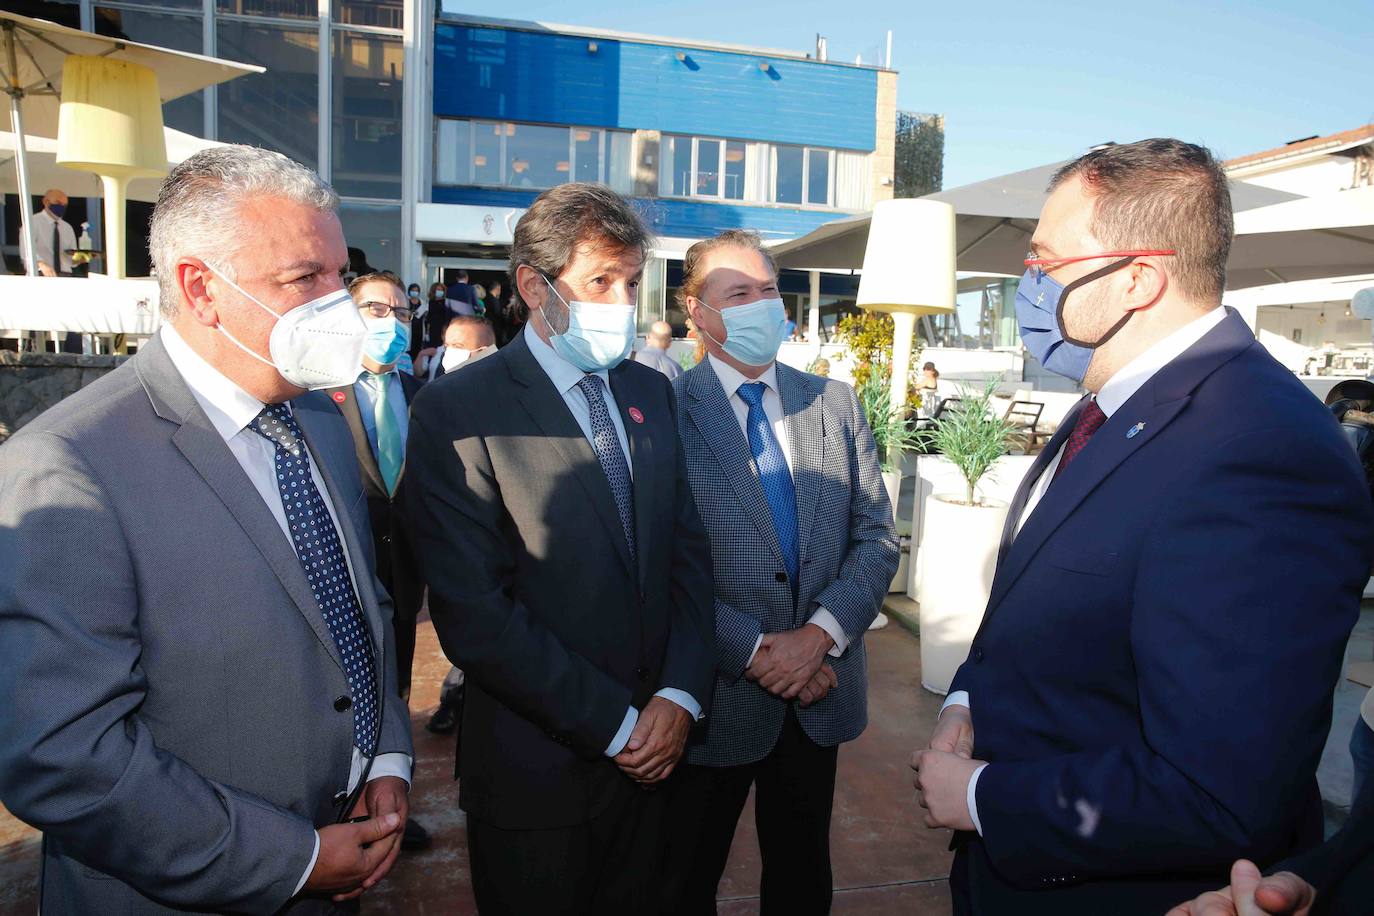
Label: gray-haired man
xmin=0 ymin=145 xmax=414 ymax=913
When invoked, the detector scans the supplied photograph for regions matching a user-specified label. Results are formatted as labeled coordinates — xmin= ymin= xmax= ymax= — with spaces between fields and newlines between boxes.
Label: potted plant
xmin=856 ymin=364 xmax=922 ymax=597
xmin=912 ymin=380 xmax=1015 ymax=694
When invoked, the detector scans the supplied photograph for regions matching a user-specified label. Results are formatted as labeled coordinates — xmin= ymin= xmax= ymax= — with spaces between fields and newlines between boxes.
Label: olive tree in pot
xmin=913 ymin=380 xmax=1015 ymax=694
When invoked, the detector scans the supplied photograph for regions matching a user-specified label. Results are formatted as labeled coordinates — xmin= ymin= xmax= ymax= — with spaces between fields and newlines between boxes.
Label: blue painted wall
xmin=434 ymin=23 xmax=877 ymax=151
xmin=432 ymin=186 xmax=843 ymax=240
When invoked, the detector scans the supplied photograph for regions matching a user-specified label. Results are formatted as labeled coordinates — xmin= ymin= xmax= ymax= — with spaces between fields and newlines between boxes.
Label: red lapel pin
xmin=331 ymin=391 xmax=346 ymax=404
xmin=628 ymin=407 xmax=645 ymax=424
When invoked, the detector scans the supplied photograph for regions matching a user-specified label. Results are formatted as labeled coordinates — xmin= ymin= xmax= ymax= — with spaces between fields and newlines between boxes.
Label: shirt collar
xmin=159 ymin=323 xmax=271 ymax=443
xmin=707 ymin=352 xmax=778 ymax=400
xmin=523 ymin=319 xmax=610 ymax=393
xmin=1096 ymin=307 xmax=1227 ymax=417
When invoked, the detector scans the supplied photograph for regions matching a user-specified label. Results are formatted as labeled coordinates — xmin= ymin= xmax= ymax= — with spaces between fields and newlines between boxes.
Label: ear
xmin=1122 ymin=259 xmax=1167 ymax=312
xmin=515 ymin=264 xmax=548 ymax=313
xmin=176 ymin=258 xmax=221 ymax=328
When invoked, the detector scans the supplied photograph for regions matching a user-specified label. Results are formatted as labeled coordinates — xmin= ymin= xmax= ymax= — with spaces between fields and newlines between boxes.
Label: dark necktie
xmin=575 ymin=374 xmax=637 ymax=564
xmin=249 ymin=404 xmax=379 ymax=754
xmin=737 ymin=382 xmax=799 ymax=584
xmin=1054 ymin=399 xmax=1108 ymax=480
xmin=50 ymin=219 xmax=60 ymax=274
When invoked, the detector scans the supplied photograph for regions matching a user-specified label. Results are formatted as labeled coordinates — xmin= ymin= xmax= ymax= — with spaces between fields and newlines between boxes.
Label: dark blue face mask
xmin=1014 ymin=257 xmax=1139 ymax=385
xmin=47 ymin=203 xmax=66 ymax=219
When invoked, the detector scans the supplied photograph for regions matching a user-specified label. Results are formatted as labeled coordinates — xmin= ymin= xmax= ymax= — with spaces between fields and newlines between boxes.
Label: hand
xmin=1166 ymin=860 xmax=1316 ymax=916
xmin=614 ymin=696 xmax=692 ymax=785
xmin=416 ymin=347 xmax=438 ymax=360
xmin=928 ymin=704 xmax=975 ymax=759
xmin=37 ymin=261 xmax=56 ymax=278
xmin=911 ymin=748 xmax=983 ymax=832
xmin=335 ymin=776 xmax=409 ymax=899
xmin=747 ymin=624 xmax=834 ymax=700
xmin=303 ymin=812 xmax=403 ymax=900
xmin=798 ymin=663 xmax=837 ymax=708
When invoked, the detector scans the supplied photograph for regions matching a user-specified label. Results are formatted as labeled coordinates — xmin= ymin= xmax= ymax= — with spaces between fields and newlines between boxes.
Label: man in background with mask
xmin=0 ymin=145 xmax=414 ymax=912
xmin=406 ymin=181 xmax=715 ymax=914
xmin=24 ymin=187 xmax=76 ymax=278
xmin=418 ymin=315 xmax=495 ymax=383
xmin=911 ymin=138 xmax=1374 ymax=914
xmin=660 ymin=230 xmax=897 ymax=914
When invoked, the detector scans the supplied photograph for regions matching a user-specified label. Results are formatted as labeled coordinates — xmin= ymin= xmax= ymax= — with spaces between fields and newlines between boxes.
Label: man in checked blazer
xmin=662 ymin=230 xmax=899 ymax=915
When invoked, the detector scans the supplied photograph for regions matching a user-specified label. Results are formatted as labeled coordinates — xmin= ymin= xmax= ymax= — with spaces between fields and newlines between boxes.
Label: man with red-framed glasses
xmin=910 ymin=138 xmax=1374 ymax=914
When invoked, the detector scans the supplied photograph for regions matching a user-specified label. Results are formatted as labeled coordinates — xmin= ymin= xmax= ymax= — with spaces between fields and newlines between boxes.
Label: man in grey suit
xmin=663 ymin=230 xmax=899 ymax=914
xmin=0 ymin=146 xmax=414 ymax=913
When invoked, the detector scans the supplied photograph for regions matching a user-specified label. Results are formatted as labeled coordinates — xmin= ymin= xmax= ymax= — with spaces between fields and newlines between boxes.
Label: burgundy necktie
xmin=1053 ymin=400 xmax=1108 ymax=479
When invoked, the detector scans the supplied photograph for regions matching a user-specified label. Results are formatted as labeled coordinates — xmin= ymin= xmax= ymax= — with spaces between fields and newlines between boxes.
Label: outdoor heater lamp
xmin=856 ymin=198 xmax=957 ymax=416
xmin=56 ymin=55 xmax=168 ymax=279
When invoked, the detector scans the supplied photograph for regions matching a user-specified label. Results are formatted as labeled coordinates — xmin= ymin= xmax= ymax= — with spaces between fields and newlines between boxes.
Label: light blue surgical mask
xmin=696 ymin=296 xmax=788 ymax=367
xmin=362 ymin=315 xmax=410 ymax=366
xmin=541 ymin=275 xmax=636 ymax=372
xmin=1014 ymin=257 xmax=1139 ymax=385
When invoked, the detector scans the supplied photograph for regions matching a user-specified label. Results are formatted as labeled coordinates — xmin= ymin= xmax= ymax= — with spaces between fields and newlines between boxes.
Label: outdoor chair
xmin=1004 ymin=400 xmax=1047 ymax=454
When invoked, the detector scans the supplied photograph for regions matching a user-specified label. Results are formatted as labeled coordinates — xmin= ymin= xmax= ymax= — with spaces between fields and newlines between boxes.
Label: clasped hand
xmin=615 ymin=695 xmax=692 ymax=786
xmin=912 ymin=705 xmax=983 ymax=833
xmin=305 ymin=776 xmax=409 ymax=902
xmin=746 ymin=624 xmax=836 ymax=706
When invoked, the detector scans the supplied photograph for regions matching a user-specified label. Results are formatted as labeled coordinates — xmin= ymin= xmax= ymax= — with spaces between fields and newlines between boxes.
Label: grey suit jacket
xmin=0 ymin=335 xmax=412 ymax=915
xmin=673 ymin=359 xmax=898 ymax=767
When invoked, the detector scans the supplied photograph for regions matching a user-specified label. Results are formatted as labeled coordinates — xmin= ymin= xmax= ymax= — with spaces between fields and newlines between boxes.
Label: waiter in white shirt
xmin=25 ymin=189 xmax=77 ymax=277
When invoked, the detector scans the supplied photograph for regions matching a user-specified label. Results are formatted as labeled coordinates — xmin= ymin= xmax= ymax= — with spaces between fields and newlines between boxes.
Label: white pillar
xmin=807 ymin=269 xmax=821 ymax=346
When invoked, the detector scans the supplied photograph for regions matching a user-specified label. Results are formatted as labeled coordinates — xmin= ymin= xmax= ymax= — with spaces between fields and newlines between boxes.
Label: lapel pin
xmin=1126 ymin=422 xmax=1145 ymax=439
xmin=330 ymin=391 xmax=347 ymax=404
xmin=628 ymin=407 xmax=645 ymax=424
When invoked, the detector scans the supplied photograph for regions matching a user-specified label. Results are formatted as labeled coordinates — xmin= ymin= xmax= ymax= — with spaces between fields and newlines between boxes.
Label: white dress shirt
xmin=706 ymin=353 xmax=849 ymax=662
xmin=522 ymin=322 xmax=701 ymax=755
xmin=941 ymin=306 xmax=1227 ymax=836
xmin=159 ymin=325 xmax=412 ymax=892
xmin=25 ymin=208 xmax=76 ymax=274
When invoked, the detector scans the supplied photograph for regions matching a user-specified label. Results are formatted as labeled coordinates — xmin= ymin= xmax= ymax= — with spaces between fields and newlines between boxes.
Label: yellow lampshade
xmin=56 ymin=56 xmax=168 ymax=178
xmin=856 ymin=199 xmax=956 ymax=316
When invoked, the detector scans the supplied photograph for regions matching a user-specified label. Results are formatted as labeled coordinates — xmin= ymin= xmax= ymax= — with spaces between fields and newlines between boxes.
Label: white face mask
xmin=210 ymin=266 xmax=367 ymax=391
xmin=440 ymin=346 xmax=472 ymax=372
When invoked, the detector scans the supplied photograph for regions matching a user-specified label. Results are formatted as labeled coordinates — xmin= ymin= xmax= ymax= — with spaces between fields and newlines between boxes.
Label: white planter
xmin=917 ymin=493 xmax=1009 ymax=695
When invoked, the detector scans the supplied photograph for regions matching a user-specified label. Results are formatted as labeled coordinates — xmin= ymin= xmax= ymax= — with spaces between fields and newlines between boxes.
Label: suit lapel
xmin=685 ymin=360 xmax=789 ymax=574
xmin=778 ymin=364 xmax=824 ymax=575
xmin=326 ymin=382 xmax=386 ymax=496
xmin=994 ymin=398 xmax=1087 ymax=566
xmin=135 ymin=340 xmax=346 ymax=674
xmin=609 ymin=364 xmax=654 ymax=587
xmin=506 ymin=335 xmax=636 ymax=577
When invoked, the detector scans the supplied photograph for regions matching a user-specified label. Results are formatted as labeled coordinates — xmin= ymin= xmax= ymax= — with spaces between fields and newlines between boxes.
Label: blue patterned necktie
xmin=737 ymin=382 xmax=799 ymax=585
xmin=249 ymin=404 xmax=379 ymax=754
xmin=575 ymin=374 xmax=637 ymax=564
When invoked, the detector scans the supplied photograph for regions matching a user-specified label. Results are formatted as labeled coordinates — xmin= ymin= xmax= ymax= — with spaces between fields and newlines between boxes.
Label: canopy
xmin=1227 ymin=186 xmax=1374 ymax=289
xmin=0 ymin=127 xmax=223 ymax=203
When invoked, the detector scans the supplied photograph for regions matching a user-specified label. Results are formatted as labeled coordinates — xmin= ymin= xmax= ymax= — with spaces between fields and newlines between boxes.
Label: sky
xmin=447 ymin=0 xmax=1374 ymax=189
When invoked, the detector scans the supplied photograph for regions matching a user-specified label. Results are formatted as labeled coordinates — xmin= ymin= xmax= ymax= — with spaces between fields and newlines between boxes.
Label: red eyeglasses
xmin=1024 ymin=249 xmax=1175 ymax=280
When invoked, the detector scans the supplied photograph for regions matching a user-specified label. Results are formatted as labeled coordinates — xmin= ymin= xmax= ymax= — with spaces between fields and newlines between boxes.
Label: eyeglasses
xmin=359 ymin=301 xmax=414 ymax=321
xmin=1023 ymin=249 xmax=1175 ymax=281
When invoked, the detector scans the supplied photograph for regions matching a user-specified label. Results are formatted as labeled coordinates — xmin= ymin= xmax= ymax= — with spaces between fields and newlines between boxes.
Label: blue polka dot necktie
xmin=575 ymin=374 xmax=637 ymax=565
xmin=737 ymin=382 xmax=799 ymax=585
xmin=250 ymin=404 xmax=379 ymax=755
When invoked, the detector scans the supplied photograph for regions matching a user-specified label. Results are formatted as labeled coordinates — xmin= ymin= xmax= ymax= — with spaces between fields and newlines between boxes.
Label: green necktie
xmin=369 ymin=372 xmax=403 ymax=496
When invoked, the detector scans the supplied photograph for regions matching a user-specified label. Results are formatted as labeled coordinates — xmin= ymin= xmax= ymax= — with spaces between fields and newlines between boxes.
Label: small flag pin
xmin=628 ymin=407 xmax=645 ymax=424
xmin=1126 ymin=422 xmax=1145 ymax=439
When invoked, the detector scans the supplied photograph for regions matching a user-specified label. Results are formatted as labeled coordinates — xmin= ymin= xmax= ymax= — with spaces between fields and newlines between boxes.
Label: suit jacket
xmin=949 ymin=310 xmax=1374 ymax=914
xmin=405 ymin=331 xmax=716 ymax=830
xmin=0 ymin=335 xmax=412 ymax=915
xmin=673 ymin=359 xmax=898 ymax=767
xmin=325 ymin=371 xmax=425 ymax=622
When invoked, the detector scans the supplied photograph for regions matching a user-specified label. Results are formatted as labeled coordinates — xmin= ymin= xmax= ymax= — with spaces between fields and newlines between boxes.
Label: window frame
xmin=435 ymin=118 xmax=630 ymax=192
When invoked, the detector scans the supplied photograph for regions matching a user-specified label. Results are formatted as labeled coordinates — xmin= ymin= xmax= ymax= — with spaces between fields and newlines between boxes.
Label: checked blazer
xmin=673 ymin=358 xmax=898 ymax=767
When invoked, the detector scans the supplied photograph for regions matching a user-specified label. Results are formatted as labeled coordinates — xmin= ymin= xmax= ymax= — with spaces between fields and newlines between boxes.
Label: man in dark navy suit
xmin=911 ymin=138 xmax=1374 ymax=914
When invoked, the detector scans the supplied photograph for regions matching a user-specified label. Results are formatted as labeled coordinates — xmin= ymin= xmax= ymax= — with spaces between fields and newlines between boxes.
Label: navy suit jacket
xmin=950 ymin=310 xmax=1374 ymax=914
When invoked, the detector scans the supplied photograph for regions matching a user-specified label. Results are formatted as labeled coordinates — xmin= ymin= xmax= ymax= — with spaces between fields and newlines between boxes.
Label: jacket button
xmin=972 ymin=647 xmax=985 ymax=663
xmin=775 ymin=572 xmax=787 ymax=583
xmin=381 ymin=534 xmax=392 ymax=545
xmin=332 ymin=790 xmax=348 ymax=806
xmin=334 ymin=695 xmax=352 ymax=712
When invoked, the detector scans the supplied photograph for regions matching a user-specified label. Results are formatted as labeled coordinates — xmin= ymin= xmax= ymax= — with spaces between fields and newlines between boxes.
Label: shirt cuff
xmin=941 ymin=690 xmax=970 ymax=716
xmin=605 ymin=706 xmax=638 ymax=757
xmin=368 ymin=753 xmax=413 ymax=787
xmin=746 ymin=634 xmax=765 ymax=669
xmin=293 ymin=831 xmax=321 ymax=897
xmin=654 ymin=687 xmax=702 ymax=722
xmin=968 ymin=763 xmax=988 ymax=837
xmin=808 ymin=607 xmax=848 ymax=657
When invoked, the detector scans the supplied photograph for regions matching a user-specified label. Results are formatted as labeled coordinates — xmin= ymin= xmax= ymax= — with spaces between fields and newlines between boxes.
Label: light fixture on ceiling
xmin=555 ymin=161 xmax=570 ymax=172
xmin=512 ymin=159 xmax=529 ymax=173
xmin=574 ymin=129 xmax=592 ymax=142
xmin=473 ymin=155 xmax=487 ymax=167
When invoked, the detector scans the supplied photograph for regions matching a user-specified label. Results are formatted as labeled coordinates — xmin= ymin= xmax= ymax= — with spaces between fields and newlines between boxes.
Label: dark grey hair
xmin=149 ymin=145 xmax=339 ymax=317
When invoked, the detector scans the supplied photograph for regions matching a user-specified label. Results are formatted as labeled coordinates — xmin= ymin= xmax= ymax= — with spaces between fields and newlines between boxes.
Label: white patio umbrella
xmin=1228 ymin=186 xmax=1374 ymax=289
xmin=0 ymin=10 xmax=261 ymax=273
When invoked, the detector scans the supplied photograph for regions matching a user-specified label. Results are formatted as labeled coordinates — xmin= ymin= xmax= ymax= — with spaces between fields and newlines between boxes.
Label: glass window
xmin=94 ymin=7 xmax=203 ymax=135
xmin=331 ymin=30 xmax=403 ymax=199
xmin=504 ymin=123 xmax=567 ymax=190
xmin=608 ymin=131 xmax=634 ymax=196
xmin=473 ymin=121 xmax=502 ymax=185
xmin=724 ymin=141 xmax=746 ymax=201
xmin=216 ymin=0 xmax=316 ymax=19
xmin=695 ymin=139 xmax=721 ymax=197
xmin=774 ymin=145 xmax=804 ymax=205
xmin=216 ymin=20 xmax=319 ymax=168
xmin=332 ymin=0 xmax=404 ymax=29
xmin=339 ymin=202 xmax=403 ymax=280
xmin=436 ymin=119 xmax=470 ymax=185
xmin=664 ymin=135 xmax=691 ymax=197
xmin=574 ymin=128 xmax=601 ymax=184
xmin=807 ymin=148 xmax=830 ymax=206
